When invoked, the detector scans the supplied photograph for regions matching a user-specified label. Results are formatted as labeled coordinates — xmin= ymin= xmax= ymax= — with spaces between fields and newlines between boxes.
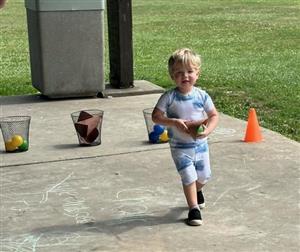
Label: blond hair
xmin=168 ymin=48 xmax=201 ymax=76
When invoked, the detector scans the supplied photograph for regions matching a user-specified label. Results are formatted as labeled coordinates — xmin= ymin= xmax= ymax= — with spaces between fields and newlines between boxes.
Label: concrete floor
xmin=1 ymin=87 xmax=299 ymax=252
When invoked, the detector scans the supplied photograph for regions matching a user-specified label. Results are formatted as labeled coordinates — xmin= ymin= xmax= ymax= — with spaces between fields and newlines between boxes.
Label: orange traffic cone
xmin=243 ymin=108 xmax=263 ymax=142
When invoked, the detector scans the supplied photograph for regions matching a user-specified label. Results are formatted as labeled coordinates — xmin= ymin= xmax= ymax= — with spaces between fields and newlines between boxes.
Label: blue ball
xmin=149 ymin=131 xmax=160 ymax=143
xmin=153 ymin=124 xmax=165 ymax=135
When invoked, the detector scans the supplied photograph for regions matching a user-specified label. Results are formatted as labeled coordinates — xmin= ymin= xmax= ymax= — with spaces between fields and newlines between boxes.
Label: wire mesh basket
xmin=71 ymin=110 xmax=104 ymax=146
xmin=0 ymin=116 xmax=31 ymax=152
xmin=143 ymin=108 xmax=169 ymax=144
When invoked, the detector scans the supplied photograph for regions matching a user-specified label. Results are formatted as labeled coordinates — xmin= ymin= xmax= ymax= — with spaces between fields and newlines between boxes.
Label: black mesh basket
xmin=0 ymin=116 xmax=31 ymax=152
xmin=71 ymin=110 xmax=104 ymax=146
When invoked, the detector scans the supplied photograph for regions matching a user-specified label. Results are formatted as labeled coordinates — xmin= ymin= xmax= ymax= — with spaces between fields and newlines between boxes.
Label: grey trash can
xmin=25 ymin=0 xmax=105 ymax=98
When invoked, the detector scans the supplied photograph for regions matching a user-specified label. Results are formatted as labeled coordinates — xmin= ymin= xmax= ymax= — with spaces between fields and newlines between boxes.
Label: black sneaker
xmin=187 ymin=208 xmax=202 ymax=226
xmin=197 ymin=190 xmax=205 ymax=209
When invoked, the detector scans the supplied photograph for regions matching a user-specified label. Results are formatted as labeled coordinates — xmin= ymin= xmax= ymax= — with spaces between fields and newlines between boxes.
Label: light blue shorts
xmin=170 ymin=142 xmax=211 ymax=185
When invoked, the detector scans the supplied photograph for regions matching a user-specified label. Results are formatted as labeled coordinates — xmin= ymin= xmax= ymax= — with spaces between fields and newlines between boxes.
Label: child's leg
xmin=170 ymin=147 xmax=201 ymax=210
xmin=183 ymin=181 xmax=198 ymax=209
xmin=196 ymin=181 xmax=206 ymax=208
xmin=170 ymin=147 xmax=202 ymax=225
xmin=183 ymin=181 xmax=203 ymax=226
xmin=196 ymin=181 xmax=204 ymax=191
xmin=195 ymin=142 xmax=211 ymax=187
xmin=195 ymin=142 xmax=211 ymax=208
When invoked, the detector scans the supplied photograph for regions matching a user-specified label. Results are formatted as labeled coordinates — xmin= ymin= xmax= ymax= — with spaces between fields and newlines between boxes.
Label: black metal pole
xmin=107 ymin=0 xmax=134 ymax=88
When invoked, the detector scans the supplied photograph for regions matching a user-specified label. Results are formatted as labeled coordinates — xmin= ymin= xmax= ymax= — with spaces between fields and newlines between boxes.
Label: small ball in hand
xmin=197 ymin=125 xmax=204 ymax=134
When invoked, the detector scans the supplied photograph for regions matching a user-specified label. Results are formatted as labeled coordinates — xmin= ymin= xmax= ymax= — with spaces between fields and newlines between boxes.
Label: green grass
xmin=1 ymin=0 xmax=299 ymax=141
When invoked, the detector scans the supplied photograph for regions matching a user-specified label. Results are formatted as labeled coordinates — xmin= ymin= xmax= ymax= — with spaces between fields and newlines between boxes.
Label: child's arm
xmin=152 ymin=107 xmax=189 ymax=134
xmin=185 ymin=119 xmax=209 ymax=139
xmin=197 ymin=107 xmax=219 ymax=138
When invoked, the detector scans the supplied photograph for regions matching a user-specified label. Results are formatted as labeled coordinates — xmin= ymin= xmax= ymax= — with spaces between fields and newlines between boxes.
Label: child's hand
xmin=185 ymin=120 xmax=208 ymax=139
xmin=173 ymin=119 xmax=189 ymax=134
xmin=196 ymin=125 xmax=208 ymax=139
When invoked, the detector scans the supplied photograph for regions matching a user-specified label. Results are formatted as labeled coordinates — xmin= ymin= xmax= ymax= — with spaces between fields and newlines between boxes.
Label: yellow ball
xmin=11 ymin=135 xmax=24 ymax=147
xmin=159 ymin=130 xmax=169 ymax=142
xmin=5 ymin=140 xmax=17 ymax=152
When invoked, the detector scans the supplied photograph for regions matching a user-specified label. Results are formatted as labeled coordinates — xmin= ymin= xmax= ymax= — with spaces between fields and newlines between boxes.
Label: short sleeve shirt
xmin=155 ymin=86 xmax=215 ymax=147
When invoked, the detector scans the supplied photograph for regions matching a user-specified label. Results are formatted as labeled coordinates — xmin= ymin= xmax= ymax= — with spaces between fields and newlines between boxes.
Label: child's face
xmin=171 ymin=62 xmax=200 ymax=94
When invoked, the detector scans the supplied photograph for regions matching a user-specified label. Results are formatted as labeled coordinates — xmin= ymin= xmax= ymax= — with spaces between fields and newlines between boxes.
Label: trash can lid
xmin=25 ymin=0 xmax=105 ymax=11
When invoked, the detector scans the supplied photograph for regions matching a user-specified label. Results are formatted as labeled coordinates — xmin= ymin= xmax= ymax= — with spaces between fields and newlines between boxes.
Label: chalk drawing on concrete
xmin=0 ymin=232 xmax=81 ymax=252
xmin=1 ymin=172 xmax=95 ymax=225
xmin=40 ymin=172 xmax=75 ymax=204
xmin=112 ymin=188 xmax=158 ymax=224
xmin=0 ymin=172 xmax=93 ymax=251
xmin=116 ymin=188 xmax=157 ymax=202
xmin=39 ymin=172 xmax=95 ymax=224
